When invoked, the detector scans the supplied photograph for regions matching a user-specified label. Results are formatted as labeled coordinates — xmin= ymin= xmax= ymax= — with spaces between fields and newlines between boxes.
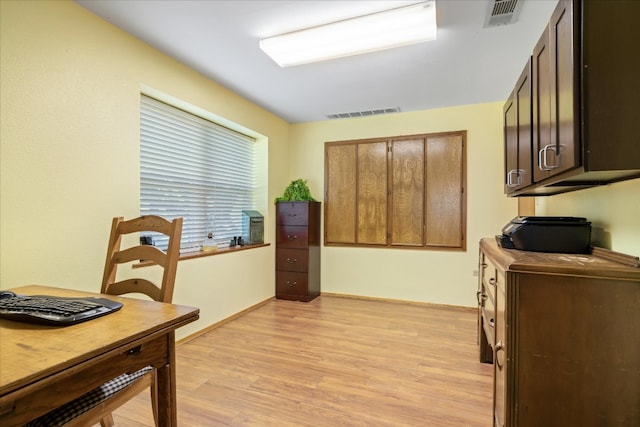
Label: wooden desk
xmin=0 ymin=285 xmax=199 ymax=426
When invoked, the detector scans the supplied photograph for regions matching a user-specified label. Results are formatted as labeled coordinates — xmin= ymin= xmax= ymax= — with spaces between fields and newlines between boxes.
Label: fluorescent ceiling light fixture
xmin=260 ymin=1 xmax=437 ymax=67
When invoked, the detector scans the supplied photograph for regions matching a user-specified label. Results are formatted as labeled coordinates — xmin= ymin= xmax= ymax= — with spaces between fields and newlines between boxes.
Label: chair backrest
xmin=101 ymin=215 xmax=183 ymax=303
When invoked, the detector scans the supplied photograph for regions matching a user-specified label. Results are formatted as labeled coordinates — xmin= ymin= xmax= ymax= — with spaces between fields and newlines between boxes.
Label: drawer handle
xmin=127 ymin=345 xmax=142 ymax=356
xmin=476 ymin=290 xmax=487 ymax=305
xmin=495 ymin=340 xmax=505 ymax=370
xmin=287 ymin=213 xmax=297 ymax=217
xmin=287 ymin=235 xmax=298 ymax=240
xmin=286 ymin=257 xmax=297 ymax=263
xmin=489 ymin=277 xmax=497 ymax=286
xmin=286 ymin=281 xmax=297 ymax=287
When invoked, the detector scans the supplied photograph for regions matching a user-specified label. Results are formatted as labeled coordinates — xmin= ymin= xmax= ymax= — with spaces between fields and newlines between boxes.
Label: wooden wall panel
xmin=390 ymin=139 xmax=424 ymax=246
xmin=357 ymin=142 xmax=388 ymax=244
xmin=325 ymin=131 xmax=466 ymax=250
xmin=425 ymin=134 xmax=464 ymax=247
xmin=325 ymin=144 xmax=357 ymax=243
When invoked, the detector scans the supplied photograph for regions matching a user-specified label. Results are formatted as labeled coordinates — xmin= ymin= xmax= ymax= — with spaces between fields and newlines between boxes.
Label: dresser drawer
xmin=482 ymin=305 xmax=495 ymax=347
xmin=276 ymin=248 xmax=309 ymax=272
xmin=481 ymin=255 xmax=500 ymax=289
xmin=276 ymin=225 xmax=309 ymax=248
xmin=485 ymin=274 xmax=496 ymax=308
xmin=276 ymin=271 xmax=308 ymax=297
xmin=276 ymin=202 xmax=310 ymax=226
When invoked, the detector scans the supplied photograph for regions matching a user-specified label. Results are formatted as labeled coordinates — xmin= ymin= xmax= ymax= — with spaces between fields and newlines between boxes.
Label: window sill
xmin=133 ymin=243 xmax=270 ymax=268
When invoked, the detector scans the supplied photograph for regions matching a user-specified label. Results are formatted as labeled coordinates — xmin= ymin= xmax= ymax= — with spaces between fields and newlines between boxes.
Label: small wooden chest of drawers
xmin=275 ymin=201 xmax=321 ymax=301
xmin=477 ymin=238 xmax=640 ymax=427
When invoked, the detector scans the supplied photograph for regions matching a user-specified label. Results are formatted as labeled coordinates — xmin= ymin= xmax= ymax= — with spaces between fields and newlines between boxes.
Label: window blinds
xmin=140 ymin=95 xmax=256 ymax=250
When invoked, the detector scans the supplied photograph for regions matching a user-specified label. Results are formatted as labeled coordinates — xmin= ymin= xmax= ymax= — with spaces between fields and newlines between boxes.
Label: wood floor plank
xmin=105 ymin=296 xmax=493 ymax=426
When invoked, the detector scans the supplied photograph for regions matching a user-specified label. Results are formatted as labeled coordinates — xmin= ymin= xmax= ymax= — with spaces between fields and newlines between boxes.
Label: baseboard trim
xmin=177 ymin=293 xmax=475 ymax=345
xmin=176 ymin=296 xmax=275 ymax=346
xmin=319 ymin=292 xmax=476 ymax=313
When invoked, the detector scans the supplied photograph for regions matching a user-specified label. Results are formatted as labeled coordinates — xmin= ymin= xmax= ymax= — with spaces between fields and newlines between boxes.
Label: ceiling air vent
xmin=483 ymin=0 xmax=523 ymax=28
xmin=327 ymin=107 xmax=400 ymax=120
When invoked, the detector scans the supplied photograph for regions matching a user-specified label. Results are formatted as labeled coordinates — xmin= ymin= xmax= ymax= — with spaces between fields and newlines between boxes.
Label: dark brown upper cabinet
xmin=506 ymin=0 xmax=640 ymax=196
xmin=504 ymin=59 xmax=533 ymax=194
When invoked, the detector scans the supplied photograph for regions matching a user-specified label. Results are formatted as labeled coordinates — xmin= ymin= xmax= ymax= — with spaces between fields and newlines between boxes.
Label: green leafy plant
xmin=275 ymin=178 xmax=316 ymax=202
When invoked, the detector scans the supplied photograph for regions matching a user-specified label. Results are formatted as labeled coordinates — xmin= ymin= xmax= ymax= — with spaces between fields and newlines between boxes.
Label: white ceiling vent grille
xmin=327 ymin=107 xmax=400 ymax=120
xmin=483 ymin=0 xmax=523 ymax=28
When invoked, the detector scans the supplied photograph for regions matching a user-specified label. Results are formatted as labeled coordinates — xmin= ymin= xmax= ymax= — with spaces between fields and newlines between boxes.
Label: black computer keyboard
xmin=0 ymin=294 xmax=123 ymax=326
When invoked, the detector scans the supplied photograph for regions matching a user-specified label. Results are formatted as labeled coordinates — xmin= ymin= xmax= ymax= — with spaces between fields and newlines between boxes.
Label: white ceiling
xmin=75 ymin=0 xmax=558 ymax=123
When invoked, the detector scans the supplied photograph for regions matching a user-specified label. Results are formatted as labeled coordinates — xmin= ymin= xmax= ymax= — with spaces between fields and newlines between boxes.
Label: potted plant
xmin=275 ymin=178 xmax=316 ymax=202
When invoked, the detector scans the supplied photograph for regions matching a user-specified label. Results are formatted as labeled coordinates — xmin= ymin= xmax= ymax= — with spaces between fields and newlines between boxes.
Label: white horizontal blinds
xmin=140 ymin=95 xmax=256 ymax=250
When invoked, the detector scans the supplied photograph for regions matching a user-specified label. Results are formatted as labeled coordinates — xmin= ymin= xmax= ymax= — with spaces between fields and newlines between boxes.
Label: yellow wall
xmin=2 ymin=1 xmax=637 ymax=339
xmin=290 ymin=104 xmax=519 ymax=306
xmin=0 ymin=0 xmax=291 ymax=338
xmin=290 ymin=107 xmax=640 ymax=304
xmin=536 ymin=179 xmax=640 ymax=257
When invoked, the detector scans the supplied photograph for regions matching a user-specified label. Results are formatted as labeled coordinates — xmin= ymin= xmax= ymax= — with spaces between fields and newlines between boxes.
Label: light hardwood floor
xmin=109 ymin=295 xmax=493 ymax=426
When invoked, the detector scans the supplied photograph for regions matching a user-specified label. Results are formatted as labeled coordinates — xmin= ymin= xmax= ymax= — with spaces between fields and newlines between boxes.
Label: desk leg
xmin=156 ymin=331 xmax=177 ymax=427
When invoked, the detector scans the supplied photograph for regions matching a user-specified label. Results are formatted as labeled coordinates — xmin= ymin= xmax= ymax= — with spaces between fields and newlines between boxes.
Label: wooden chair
xmin=26 ymin=215 xmax=183 ymax=427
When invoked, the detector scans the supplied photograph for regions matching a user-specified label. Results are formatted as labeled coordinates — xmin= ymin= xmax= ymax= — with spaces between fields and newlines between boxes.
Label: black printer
xmin=497 ymin=216 xmax=591 ymax=254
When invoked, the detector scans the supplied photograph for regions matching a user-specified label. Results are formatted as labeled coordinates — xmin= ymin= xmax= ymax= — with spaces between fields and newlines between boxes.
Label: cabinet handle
xmin=286 ymin=257 xmax=297 ymax=263
xmin=489 ymin=318 xmax=495 ymax=328
xmin=286 ymin=281 xmax=297 ymax=287
xmin=539 ymin=144 xmax=559 ymax=171
xmin=506 ymin=169 xmax=523 ymax=187
xmin=495 ymin=340 xmax=505 ymax=370
xmin=489 ymin=277 xmax=497 ymax=286
xmin=287 ymin=235 xmax=298 ymax=240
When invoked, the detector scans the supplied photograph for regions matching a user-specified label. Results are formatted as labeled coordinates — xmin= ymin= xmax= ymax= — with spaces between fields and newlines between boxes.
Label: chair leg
xmin=151 ymin=374 xmax=159 ymax=426
xmin=100 ymin=413 xmax=115 ymax=427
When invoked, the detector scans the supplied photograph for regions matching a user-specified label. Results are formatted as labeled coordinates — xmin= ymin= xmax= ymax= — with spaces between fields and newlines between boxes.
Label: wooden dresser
xmin=275 ymin=201 xmax=320 ymax=301
xmin=477 ymin=238 xmax=640 ymax=427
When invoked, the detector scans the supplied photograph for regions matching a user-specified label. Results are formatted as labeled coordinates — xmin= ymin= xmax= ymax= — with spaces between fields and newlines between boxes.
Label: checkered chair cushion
xmin=26 ymin=366 xmax=153 ymax=427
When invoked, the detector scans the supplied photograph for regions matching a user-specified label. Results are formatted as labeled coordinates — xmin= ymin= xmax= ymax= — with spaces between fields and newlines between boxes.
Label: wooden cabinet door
xmin=515 ymin=62 xmax=532 ymax=189
xmin=532 ymin=25 xmax=553 ymax=183
xmin=425 ymin=133 xmax=464 ymax=247
xmin=505 ymin=61 xmax=532 ymax=192
xmin=390 ymin=138 xmax=424 ymax=246
xmin=550 ymin=0 xmax=579 ymax=176
xmin=504 ymin=93 xmax=517 ymax=192
xmin=357 ymin=142 xmax=388 ymax=244
xmin=514 ymin=273 xmax=640 ymax=426
xmin=325 ymin=142 xmax=387 ymax=245
xmin=534 ymin=0 xmax=578 ymax=182
xmin=325 ymin=144 xmax=357 ymax=243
